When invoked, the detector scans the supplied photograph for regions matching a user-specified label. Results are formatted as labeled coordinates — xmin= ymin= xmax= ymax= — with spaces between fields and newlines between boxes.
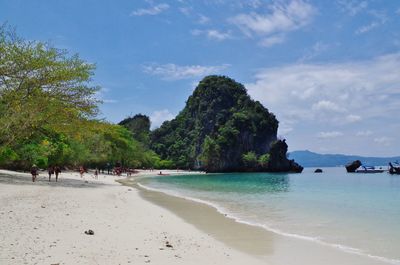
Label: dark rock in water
xmin=268 ymin=140 xmax=303 ymax=173
xmin=314 ymin=168 xmax=323 ymax=173
xmin=84 ymin=229 xmax=94 ymax=235
xmin=345 ymin=160 xmax=362 ymax=173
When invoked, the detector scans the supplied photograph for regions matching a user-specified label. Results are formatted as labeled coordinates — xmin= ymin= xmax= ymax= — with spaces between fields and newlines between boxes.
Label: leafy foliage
xmin=242 ymin=152 xmax=258 ymax=168
xmin=119 ymin=114 xmax=151 ymax=145
xmin=0 ymin=25 xmax=159 ymax=170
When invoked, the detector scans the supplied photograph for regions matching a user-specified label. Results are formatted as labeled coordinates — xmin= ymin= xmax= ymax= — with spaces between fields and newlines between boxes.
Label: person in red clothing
xmin=79 ymin=166 xmax=85 ymax=178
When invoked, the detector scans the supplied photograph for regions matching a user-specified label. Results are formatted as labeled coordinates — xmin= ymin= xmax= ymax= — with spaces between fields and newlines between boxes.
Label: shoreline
xmin=128 ymin=171 xmax=398 ymax=265
xmin=0 ymin=169 xmax=263 ymax=265
xmin=0 ymin=169 xmax=396 ymax=265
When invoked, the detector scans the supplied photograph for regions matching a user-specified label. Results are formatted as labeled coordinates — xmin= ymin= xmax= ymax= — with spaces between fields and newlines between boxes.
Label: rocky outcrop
xmin=345 ymin=160 xmax=362 ymax=172
xmin=268 ymin=140 xmax=303 ymax=173
xmin=151 ymin=75 xmax=303 ymax=173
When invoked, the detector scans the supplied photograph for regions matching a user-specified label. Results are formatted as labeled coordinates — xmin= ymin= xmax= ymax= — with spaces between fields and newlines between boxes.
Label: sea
xmin=138 ymin=167 xmax=400 ymax=264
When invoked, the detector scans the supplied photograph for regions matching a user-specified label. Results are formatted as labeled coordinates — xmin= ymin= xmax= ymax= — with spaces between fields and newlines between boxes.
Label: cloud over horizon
xmin=247 ymin=53 xmax=400 ymax=124
xmin=246 ymin=52 xmax=400 ymax=154
xmin=143 ymin=63 xmax=230 ymax=80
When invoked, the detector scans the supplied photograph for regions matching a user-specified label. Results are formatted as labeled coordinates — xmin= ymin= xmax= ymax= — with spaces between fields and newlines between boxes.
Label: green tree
xmin=242 ymin=151 xmax=258 ymax=168
xmin=199 ymin=136 xmax=220 ymax=172
xmin=258 ymin=153 xmax=270 ymax=168
xmin=119 ymin=114 xmax=151 ymax=145
xmin=0 ymin=25 xmax=99 ymax=148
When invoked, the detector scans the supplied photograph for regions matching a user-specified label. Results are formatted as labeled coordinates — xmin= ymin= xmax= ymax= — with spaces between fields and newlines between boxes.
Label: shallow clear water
xmin=139 ymin=168 xmax=400 ymax=264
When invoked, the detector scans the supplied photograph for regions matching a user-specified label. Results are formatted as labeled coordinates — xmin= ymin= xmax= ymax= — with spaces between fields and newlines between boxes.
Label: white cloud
xmin=374 ymin=137 xmax=393 ymax=146
xmin=143 ymin=63 xmax=230 ymax=80
xmin=198 ymin=14 xmax=211 ymax=24
xmin=207 ymin=30 xmax=231 ymax=41
xmin=356 ymin=10 xmax=387 ymax=34
xmin=356 ymin=21 xmax=379 ymax=34
xmin=312 ymin=100 xmax=344 ymax=113
xmin=131 ymin=3 xmax=169 ymax=16
xmin=317 ymin=131 xmax=344 ymax=139
xmin=356 ymin=130 xmax=373 ymax=136
xmin=150 ymin=109 xmax=175 ymax=129
xmin=95 ymin=87 xmax=118 ymax=104
xmin=278 ymin=121 xmax=294 ymax=135
xmin=259 ymin=35 xmax=285 ymax=47
xmin=179 ymin=7 xmax=192 ymax=16
xmin=300 ymin=41 xmax=333 ymax=61
xmin=191 ymin=29 xmax=232 ymax=41
xmin=246 ymin=53 xmax=400 ymax=126
xmin=345 ymin=114 xmax=361 ymax=123
xmin=230 ymin=0 xmax=316 ymax=38
xmin=236 ymin=0 xmax=263 ymax=9
xmin=337 ymin=0 xmax=368 ymax=16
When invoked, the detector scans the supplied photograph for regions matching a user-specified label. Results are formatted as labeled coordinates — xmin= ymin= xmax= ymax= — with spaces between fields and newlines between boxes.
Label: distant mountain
xmin=289 ymin=150 xmax=400 ymax=167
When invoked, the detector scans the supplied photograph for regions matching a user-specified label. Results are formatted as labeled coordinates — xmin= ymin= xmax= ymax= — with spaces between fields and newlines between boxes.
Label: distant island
xmin=289 ymin=150 xmax=400 ymax=167
xmin=148 ymin=76 xmax=303 ymax=173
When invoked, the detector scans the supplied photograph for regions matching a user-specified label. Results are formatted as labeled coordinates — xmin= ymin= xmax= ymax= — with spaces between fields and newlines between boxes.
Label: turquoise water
xmin=139 ymin=168 xmax=400 ymax=264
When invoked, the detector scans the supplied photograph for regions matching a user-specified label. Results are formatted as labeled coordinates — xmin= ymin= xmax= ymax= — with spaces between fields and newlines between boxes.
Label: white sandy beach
xmin=0 ymin=169 xmax=394 ymax=265
xmin=0 ymin=169 xmax=263 ymax=265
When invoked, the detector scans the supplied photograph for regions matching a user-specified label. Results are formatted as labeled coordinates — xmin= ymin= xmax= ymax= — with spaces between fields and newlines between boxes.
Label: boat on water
xmin=388 ymin=162 xmax=400 ymax=175
xmin=355 ymin=166 xmax=385 ymax=173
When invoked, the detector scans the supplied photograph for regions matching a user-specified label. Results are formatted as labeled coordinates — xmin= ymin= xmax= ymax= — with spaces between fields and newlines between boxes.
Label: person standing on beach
xmin=31 ymin=165 xmax=38 ymax=182
xmin=106 ymin=162 xmax=111 ymax=174
xmin=48 ymin=166 xmax=55 ymax=182
xmin=94 ymin=168 xmax=99 ymax=179
xmin=79 ymin=166 xmax=85 ymax=178
xmin=54 ymin=166 xmax=61 ymax=182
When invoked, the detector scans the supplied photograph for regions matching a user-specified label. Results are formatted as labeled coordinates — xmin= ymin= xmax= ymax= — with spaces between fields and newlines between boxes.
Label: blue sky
xmin=1 ymin=0 xmax=400 ymax=156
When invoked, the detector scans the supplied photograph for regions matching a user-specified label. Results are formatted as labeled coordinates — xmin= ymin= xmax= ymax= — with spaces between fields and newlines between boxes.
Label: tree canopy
xmin=119 ymin=114 xmax=151 ymax=145
xmin=0 ymin=25 xmax=160 ymax=170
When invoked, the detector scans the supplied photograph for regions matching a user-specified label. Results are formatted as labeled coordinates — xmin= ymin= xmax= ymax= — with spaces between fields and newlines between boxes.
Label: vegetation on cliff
xmin=151 ymin=76 xmax=302 ymax=172
xmin=119 ymin=114 xmax=151 ymax=146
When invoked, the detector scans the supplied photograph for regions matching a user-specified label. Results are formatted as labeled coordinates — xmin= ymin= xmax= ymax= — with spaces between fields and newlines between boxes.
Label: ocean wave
xmin=137 ymin=182 xmax=400 ymax=265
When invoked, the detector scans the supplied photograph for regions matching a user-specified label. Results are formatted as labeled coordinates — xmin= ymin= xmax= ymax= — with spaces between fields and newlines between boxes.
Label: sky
xmin=1 ymin=0 xmax=400 ymax=156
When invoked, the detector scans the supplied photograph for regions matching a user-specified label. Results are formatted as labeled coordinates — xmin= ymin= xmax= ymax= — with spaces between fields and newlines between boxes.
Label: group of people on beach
xmin=30 ymin=165 xmax=61 ymax=182
xmin=30 ymin=162 xmax=139 ymax=182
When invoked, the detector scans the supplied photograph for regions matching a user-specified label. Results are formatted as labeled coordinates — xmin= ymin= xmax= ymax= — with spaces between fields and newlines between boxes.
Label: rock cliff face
xmin=150 ymin=75 xmax=302 ymax=173
xmin=268 ymin=140 xmax=303 ymax=173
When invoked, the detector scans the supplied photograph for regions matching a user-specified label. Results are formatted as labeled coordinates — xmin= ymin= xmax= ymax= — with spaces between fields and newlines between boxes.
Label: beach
xmin=0 ymin=169 xmax=263 ymax=265
xmin=1 ymin=169 xmax=398 ymax=265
